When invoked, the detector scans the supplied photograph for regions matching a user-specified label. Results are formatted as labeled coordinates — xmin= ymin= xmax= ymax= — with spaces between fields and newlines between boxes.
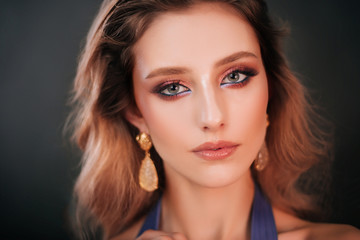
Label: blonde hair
xmin=68 ymin=0 xmax=332 ymax=238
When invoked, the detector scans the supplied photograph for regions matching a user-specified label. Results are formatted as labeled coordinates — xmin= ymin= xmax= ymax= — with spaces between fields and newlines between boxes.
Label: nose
xmin=197 ymin=84 xmax=225 ymax=132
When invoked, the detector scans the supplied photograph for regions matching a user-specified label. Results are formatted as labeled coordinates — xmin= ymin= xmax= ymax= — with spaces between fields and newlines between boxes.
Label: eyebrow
xmin=145 ymin=67 xmax=188 ymax=79
xmin=214 ymin=51 xmax=257 ymax=68
xmin=145 ymin=51 xmax=257 ymax=79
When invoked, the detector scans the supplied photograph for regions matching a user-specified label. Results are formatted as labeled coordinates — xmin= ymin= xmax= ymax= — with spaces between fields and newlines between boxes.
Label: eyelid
xmin=152 ymin=80 xmax=189 ymax=93
xmin=218 ymin=65 xmax=258 ymax=89
xmin=220 ymin=65 xmax=258 ymax=82
xmin=151 ymin=80 xmax=191 ymax=100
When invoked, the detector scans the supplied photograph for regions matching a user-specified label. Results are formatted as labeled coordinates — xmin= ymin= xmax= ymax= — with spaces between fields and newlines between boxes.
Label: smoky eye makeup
xmin=151 ymin=80 xmax=191 ymax=100
xmin=220 ymin=66 xmax=258 ymax=88
xmin=150 ymin=65 xmax=259 ymax=100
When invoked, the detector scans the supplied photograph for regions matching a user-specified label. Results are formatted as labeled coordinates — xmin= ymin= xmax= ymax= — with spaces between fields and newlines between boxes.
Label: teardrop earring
xmin=254 ymin=115 xmax=270 ymax=171
xmin=254 ymin=142 xmax=269 ymax=171
xmin=136 ymin=132 xmax=158 ymax=192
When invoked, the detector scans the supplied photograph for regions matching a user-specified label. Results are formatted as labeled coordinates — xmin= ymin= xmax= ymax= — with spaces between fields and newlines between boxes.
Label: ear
xmin=124 ymin=105 xmax=149 ymax=134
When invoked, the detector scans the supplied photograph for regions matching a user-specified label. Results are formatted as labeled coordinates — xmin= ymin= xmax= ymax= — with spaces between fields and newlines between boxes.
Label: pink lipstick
xmin=192 ymin=141 xmax=239 ymax=160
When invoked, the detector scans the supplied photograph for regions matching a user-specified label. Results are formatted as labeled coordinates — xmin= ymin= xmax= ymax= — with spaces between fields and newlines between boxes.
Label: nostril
xmin=203 ymin=126 xmax=209 ymax=131
xmin=202 ymin=122 xmax=225 ymax=131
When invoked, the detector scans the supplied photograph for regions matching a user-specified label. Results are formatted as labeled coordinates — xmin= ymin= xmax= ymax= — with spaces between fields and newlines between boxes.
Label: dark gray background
xmin=0 ymin=0 xmax=359 ymax=239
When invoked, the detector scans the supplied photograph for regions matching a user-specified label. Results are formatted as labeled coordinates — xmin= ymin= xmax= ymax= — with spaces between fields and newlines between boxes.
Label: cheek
xmin=136 ymin=95 xmax=191 ymax=153
xmin=243 ymin=90 xmax=267 ymax=131
xmin=229 ymin=76 xmax=268 ymax=143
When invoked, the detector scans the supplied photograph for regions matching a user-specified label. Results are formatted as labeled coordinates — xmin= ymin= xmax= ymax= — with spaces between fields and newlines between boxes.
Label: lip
xmin=192 ymin=141 xmax=239 ymax=161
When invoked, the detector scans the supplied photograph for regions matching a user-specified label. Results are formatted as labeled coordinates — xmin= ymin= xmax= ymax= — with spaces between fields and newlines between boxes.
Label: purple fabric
xmin=137 ymin=197 xmax=162 ymax=237
xmin=251 ymin=184 xmax=278 ymax=240
xmin=137 ymin=184 xmax=277 ymax=239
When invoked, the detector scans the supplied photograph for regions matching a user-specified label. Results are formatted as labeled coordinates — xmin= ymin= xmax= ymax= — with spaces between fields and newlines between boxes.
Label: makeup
xmin=192 ymin=141 xmax=240 ymax=161
xmin=150 ymin=66 xmax=257 ymax=100
xmin=151 ymin=80 xmax=191 ymax=100
xmin=220 ymin=67 xmax=257 ymax=88
xmin=131 ymin=2 xmax=269 ymax=188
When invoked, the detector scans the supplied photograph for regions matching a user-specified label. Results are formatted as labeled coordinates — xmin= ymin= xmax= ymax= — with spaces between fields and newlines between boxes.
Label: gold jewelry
xmin=136 ymin=132 xmax=158 ymax=192
xmin=254 ymin=142 xmax=269 ymax=171
xmin=254 ymin=114 xmax=270 ymax=170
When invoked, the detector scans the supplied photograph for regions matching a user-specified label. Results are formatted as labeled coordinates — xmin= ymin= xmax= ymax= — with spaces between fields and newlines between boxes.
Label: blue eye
xmin=221 ymin=70 xmax=249 ymax=86
xmin=159 ymin=82 xmax=190 ymax=96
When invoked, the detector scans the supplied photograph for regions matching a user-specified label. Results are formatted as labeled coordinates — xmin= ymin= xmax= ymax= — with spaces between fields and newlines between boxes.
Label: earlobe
xmin=124 ymin=105 xmax=149 ymax=134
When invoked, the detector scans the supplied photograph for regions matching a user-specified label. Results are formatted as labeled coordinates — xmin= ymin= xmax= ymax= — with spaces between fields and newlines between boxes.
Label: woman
xmin=68 ymin=0 xmax=360 ymax=239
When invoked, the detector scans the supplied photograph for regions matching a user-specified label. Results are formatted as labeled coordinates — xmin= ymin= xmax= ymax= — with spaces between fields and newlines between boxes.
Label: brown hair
xmin=68 ymin=0 xmax=332 ymax=238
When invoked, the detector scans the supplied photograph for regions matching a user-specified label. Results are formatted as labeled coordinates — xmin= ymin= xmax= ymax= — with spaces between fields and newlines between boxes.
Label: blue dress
xmin=137 ymin=184 xmax=278 ymax=240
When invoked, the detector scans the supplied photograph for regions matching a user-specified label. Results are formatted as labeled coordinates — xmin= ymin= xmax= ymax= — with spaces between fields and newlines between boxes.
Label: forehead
xmin=133 ymin=2 xmax=261 ymax=73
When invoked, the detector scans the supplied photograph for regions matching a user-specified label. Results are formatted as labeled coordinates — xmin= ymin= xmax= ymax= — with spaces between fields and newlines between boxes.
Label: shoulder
xmin=111 ymin=217 xmax=145 ymax=240
xmin=278 ymin=223 xmax=360 ymax=240
xmin=273 ymin=207 xmax=360 ymax=240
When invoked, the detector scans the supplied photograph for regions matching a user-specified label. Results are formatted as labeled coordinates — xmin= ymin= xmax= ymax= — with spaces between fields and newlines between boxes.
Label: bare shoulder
xmin=111 ymin=217 xmax=145 ymax=240
xmin=279 ymin=223 xmax=360 ymax=240
xmin=273 ymin=206 xmax=360 ymax=240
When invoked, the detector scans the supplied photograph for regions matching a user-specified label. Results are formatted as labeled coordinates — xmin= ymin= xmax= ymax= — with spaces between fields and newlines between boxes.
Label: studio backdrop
xmin=0 ymin=0 xmax=359 ymax=239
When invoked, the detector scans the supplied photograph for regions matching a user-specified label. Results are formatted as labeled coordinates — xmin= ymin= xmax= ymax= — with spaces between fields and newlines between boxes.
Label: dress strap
xmin=137 ymin=197 xmax=162 ymax=237
xmin=251 ymin=184 xmax=278 ymax=240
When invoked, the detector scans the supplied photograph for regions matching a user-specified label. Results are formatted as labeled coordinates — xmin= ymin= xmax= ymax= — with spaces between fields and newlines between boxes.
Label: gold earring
xmin=136 ymin=132 xmax=158 ymax=192
xmin=254 ymin=142 xmax=269 ymax=171
xmin=254 ymin=114 xmax=270 ymax=171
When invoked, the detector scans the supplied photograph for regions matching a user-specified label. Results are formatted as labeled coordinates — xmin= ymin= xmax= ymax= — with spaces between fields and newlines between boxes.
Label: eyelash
xmin=152 ymin=67 xmax=257 ymax=100
xmin=220 ymin=67 xmax=257 ymax=88
xmin=152 ymin=80 xmax=191 ymax=100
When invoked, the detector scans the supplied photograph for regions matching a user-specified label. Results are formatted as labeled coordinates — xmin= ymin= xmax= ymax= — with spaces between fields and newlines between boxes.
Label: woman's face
xmin=128 ymin=3 xmax=268 ymax=188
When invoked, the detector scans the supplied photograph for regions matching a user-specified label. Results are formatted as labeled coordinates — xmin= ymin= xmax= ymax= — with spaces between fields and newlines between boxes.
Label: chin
xmin=190 ymin=166 xmax=252 ymax=189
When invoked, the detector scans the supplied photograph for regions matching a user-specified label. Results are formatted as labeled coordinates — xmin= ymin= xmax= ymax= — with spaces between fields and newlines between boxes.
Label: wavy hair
xmin=67 ymin=0 xmax=332 ymax=238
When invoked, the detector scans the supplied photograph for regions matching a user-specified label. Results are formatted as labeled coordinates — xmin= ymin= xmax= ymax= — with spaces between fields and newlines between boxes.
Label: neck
xmin=161 ymin=170 xmax=254 ymax=240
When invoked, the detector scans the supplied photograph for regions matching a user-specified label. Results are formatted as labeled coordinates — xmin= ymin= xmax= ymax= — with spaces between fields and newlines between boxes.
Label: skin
xmin=119 ymin=2 xmax=360 ymax=240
